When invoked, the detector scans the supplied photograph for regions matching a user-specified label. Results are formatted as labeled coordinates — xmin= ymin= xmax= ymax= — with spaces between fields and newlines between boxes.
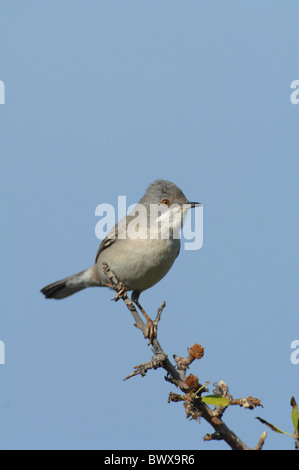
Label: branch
xmin=123 ymin=353 xmax=167 ymax=381
xmin=102 ymin=262 xmax=260 ymax=451
xmin=102 ymin=262 xmax=181 ymax=382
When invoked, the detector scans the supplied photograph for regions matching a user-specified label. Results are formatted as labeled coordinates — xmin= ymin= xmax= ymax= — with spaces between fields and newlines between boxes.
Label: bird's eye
xmin=161 ymin=198 xmax=171 ymax=207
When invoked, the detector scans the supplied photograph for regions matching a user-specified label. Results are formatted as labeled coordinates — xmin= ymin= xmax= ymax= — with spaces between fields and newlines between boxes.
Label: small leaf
xmin=290 ymin=397 xmax=299 ymax=434
xmin=202 ymin=394 xmax=230 ymax=407
xmin=256 ymin=417 xmax=284 ymax=434
xmin=256 ymin=417 xmax=295 ymax=438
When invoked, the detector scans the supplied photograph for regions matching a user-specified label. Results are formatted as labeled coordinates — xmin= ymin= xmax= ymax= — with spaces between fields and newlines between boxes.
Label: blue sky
xmin=0 ymin=1 xmax=298 ymax=450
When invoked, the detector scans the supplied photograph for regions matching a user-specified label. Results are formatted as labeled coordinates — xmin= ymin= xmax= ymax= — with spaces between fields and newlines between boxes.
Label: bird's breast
xmin=96 ymin=237 xmax=180 ymax=291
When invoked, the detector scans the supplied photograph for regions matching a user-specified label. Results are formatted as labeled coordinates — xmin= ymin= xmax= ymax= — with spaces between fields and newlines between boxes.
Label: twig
xmin=154 ymin=301 xmax=166 ymax=328
xmin=229 ymin=396 xmax=263 ymax=410
xmin=123 ymin=353 xmax=167 ymax=381
xmin=204 ymin=432 xmax=223 ymax=442
xmin=102 ymin=262 xmax=181 ymax=382
xmin=103 ymin=262 xmax=146 ymax=334
xmin=210 ymin=380 xmax=262 ymax=421
xmin=174 ymin=344 xmax=204 ymax=373
xmin=255 ymin=432 xmax=267 ymax=450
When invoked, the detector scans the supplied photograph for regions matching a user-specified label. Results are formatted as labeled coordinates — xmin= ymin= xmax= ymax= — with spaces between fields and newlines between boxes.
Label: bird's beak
xmin=187 ymin=201 xmax=203 ymax=208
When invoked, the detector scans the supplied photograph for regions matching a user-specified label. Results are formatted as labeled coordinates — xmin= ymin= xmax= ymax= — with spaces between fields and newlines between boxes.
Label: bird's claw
xmin=145 ymin=318 xmax=157 ymax=346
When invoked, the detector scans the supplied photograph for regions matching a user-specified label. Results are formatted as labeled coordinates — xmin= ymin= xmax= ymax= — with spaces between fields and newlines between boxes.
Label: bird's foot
xmin=131 ymin=291 xmax=157 ymax=345
xmin=113 ymin=282 xmax=127 ymax=302
xmin=145 ymin=316 xmax=157 ymax=346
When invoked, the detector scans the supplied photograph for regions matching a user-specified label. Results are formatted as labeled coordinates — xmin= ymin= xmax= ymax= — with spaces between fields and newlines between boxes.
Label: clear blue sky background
xmin=0 ymin=1 xmax=298 ymax=450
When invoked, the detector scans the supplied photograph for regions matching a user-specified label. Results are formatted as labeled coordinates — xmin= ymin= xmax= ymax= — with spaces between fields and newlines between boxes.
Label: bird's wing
xmin=95 ymin=214 xmax=134 ymax=263
xmin=95 ymin=234 xmax=117 ymax=263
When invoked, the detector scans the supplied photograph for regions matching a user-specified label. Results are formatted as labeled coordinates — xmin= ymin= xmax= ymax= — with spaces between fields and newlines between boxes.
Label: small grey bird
xmin=41 ymin=180 xmax=202 ymax=343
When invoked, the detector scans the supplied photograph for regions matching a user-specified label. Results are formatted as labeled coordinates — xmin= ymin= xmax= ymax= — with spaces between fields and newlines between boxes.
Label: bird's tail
xmin=41 ymin=266 xmax=100 ymax=299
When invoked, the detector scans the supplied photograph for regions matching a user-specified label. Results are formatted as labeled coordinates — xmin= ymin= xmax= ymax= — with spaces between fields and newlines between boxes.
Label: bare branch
xmin=230 ymin=396 xmax=263 ymax=410
xmin=204 ymin=432 xmax=223 ymax=442
xmin=103 ymin=262 xmax=182 ymax=382
xmin=123 ymin=353 xmax=167 ymax=381
xmin=154 ymin=301 xmax=166 ymax=326
xmin=102 ymin=262 xmax=259 ymax=451
xmin=212 ymin=380 xmax=262 ymax=417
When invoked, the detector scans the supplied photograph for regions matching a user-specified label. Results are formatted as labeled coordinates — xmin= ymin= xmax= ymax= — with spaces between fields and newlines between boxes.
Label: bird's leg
xmin=131 ymin=290 xmax=157 ymax=345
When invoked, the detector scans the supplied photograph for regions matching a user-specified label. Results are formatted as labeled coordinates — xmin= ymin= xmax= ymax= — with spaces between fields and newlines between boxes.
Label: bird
xmin=41 ymin=179 xmax=202 ymax=343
